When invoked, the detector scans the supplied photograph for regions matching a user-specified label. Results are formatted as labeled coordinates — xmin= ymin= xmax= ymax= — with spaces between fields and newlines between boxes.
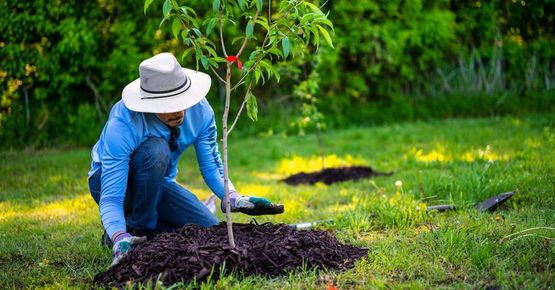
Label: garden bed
xmin=94 ymin=223 xmax=367 ymax=287
xmin=282 ymin=166 xmax=392 ymax=185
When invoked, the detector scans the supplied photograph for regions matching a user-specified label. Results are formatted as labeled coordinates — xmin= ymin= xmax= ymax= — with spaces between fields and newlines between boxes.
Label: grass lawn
xmin=1 ymin=114 xmax=554 ymax=289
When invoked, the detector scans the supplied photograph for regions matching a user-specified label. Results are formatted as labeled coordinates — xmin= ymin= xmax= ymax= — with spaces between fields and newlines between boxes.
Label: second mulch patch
xmin=282 ymin=166 xmax=392 ymax=186
xmin=94 ymin=223 xmax=368 ymax=287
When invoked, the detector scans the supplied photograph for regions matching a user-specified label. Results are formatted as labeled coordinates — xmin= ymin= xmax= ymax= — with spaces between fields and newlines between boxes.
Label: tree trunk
xmin=222 ymin=63 xmax=236 ymax=248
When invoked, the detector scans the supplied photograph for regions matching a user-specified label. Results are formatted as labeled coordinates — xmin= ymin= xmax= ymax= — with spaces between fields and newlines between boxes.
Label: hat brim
xmin=122 ymin=68 xmax=211 ymax=113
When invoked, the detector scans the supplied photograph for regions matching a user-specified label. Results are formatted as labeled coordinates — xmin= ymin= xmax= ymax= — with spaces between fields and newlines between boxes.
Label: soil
xmin=94 ymin=223 xmax=367 ymax=287
xmin=282 ymin=166 xmax=392 ymax=186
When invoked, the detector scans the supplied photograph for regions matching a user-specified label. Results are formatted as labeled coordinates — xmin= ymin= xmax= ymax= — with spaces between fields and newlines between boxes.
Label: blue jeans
xmin=89 ymin=137 xmax=219 ymax=235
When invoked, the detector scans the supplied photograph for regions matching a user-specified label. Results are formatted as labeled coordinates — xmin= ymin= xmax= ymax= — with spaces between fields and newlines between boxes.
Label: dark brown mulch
xmin=94 ymin=223 xmax=367 ymax=287
xmin=282 ymin=166 xmax=392 ymax=186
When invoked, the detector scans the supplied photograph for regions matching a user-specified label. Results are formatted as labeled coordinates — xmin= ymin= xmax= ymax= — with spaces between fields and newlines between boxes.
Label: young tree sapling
xmin=146 ymin=0 xmax=334 ymax=247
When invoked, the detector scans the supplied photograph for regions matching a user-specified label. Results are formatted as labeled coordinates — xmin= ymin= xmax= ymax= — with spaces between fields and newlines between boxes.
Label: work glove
xmin=222 ymin=192 xmax=285 ymax=215
xmin=110 ymin=233 xmax=147 ymax=267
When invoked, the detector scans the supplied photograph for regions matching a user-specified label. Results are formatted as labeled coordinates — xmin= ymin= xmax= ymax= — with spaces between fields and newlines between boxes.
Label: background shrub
xmin=1 ymin=0 xmax=554 ymax=148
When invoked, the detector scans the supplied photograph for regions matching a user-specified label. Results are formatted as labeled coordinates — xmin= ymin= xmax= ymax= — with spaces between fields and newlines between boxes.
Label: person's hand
xmin=223 ymin=192 xmax=285 ymax=215
xmin=110 ymin=233 xmax=147 ymax=267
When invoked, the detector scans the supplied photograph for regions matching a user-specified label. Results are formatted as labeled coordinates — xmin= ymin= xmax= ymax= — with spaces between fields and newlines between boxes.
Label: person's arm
xmin=193 ymin=107 xmax=284 ymax=216
xmin=99 ymin=118 xmax=139 ymax=239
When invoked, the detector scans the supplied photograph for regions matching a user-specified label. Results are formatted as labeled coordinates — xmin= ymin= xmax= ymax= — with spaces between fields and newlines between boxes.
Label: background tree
xmin=1 ymin=0 xmax=553 ymax=148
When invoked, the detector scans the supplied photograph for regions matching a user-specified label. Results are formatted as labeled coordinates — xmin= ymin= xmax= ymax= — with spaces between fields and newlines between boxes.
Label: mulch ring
xmin=94 ymin=223 xmax=367 ymax=287
xmin=282 ymin=166 xmax=392 ymax=186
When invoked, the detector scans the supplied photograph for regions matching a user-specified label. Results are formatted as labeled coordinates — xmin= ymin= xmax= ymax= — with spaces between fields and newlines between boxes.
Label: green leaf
xmin=183 ymin=14 xmax=199 ymax=27
xmin=304 ymin=2 xmax=320 ymax=12
xmin=206 ymin=18 xmax=217 ymax=35
xmin=192 ymin=28 xmax=201 ymax=37
xmin=238 ymin=0 xmax=246 ymax=10
xmin=300 ymin=13 xmax=315 ymax=25
xmin=310 ymin=26 xmax=319 ymax=45
xmin=245 ymin=21 xmax=254 ymax=38
xmin=255 ymin=0 xmax=262 ymax=12
xmin=302 ymin=27 xmax=311 ymax=43
xmin=232 ymin=36 xmax=246 ymax=45
xmin=172 ymin=18 xmax=181 ymax=39
xmin=162 ymin=0 xmax=172 ymax=17
xmin=205 ymin=46 xmax=218 ymax=57
xmin=273 ymin=69 xmax=281 ymax=83
xmin=212 ymin=0 xmax=220 ymax=12
xmin=201 ymin=55 xmax=209 ymax=69
xmin=194 ymin=47 xmax=202 ymax=70
xmin=255 ymin=18 xmax=269 ymax=31
xmin=181 ymin=47 xmax=194 ymax=61
xmin=248 ymin=49 xmax=262 ymax=60
xmin=254 ymin=68 xmax=261 ymax=84
xmin=317 ymin=25 xmax=334 ymax=48
xmin=212 ymin=56 xmax=227 ymax=63
xmin=180 ymin=6 xmax=197 ymax=16
xmin=246 ymin=92 xmax=258 ymax=121
xmin=144 ymin=0 xmax=154 ymax=15
xmin=208 ymin=58 xmax=219 ymax=68
xmin=267 ymin=46 xmax=283 ymax=57
xmin=315 ymin=17 xmax=334 ymax=31
xmin=259 ymin=60 xmax=273 ymax=80
xmin=282 ymin=37 xmax=291 ymax=58
xmin=268 ymin=35 xmax=277 ymax=46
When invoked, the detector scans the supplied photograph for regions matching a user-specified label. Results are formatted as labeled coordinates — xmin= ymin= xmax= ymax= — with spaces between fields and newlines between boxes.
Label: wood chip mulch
xmin=93 ymin=223 xmax=368 ymax=287
xmin=282 ymin=166 xmax=392 ymax=185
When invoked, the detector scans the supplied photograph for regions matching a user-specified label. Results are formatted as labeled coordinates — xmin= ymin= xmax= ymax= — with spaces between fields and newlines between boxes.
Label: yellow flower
xmin=25 ymin=64 xmax=37 ymax=76
xmin=417 ymin=203 xmax=427 ymax=212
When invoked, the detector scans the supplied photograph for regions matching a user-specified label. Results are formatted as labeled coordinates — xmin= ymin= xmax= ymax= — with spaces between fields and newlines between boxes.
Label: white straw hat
xmin=122 ymin=52 xmax=211 ymax=113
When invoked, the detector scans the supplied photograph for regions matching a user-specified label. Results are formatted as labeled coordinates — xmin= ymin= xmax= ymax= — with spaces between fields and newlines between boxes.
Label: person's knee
xmin=201 ymin=214 xmax=219 ymax=227
xmin=144 ymin=137 xmax=171 ymax=163
xmin=132 ymin=137 xmax=171 ymax=173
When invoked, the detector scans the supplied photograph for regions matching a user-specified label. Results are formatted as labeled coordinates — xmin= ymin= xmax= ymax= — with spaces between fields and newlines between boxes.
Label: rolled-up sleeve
xmin=193 ymin=112 xmax=235 ymax=200
xmin=99 ymin=118 xmax=138 ymax=238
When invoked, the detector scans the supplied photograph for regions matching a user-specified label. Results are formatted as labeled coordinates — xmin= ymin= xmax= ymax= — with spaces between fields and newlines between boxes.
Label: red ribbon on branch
xmin=226 ymin=55 xmax=243 ymax=71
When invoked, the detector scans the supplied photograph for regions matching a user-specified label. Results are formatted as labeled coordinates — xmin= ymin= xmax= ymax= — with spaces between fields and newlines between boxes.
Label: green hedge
xmin=1 ymin=0 xmax=554 ymax=148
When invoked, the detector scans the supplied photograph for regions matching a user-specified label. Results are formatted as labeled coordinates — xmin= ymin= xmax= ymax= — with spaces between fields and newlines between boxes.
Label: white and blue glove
xmin=110 ymin=233 xmax=147 ymax=267
xmin=221 ymin=192 xmax=284 ymax=215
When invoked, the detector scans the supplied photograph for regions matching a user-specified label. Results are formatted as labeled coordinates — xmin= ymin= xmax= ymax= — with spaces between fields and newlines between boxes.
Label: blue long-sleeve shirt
xmin=88 ymin=98 xmax=235 ymax=238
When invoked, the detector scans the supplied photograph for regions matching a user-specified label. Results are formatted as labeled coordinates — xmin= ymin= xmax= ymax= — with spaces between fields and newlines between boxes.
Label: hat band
xmin=140 ymin=76 xmax=191 ymax=99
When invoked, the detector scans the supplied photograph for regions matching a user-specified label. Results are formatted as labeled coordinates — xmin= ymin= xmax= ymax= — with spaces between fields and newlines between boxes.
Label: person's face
xmin=155 ymin=110 xmax=185 ymax=127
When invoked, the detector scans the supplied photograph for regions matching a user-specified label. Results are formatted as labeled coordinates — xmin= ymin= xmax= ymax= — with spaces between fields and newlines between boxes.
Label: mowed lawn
xmin=1 ymin=114 xmax=554 ymax=289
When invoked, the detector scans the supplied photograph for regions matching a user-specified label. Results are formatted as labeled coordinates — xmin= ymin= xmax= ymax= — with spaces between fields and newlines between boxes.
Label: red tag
xmin=226 ymin=55 xmax=243 ymax=71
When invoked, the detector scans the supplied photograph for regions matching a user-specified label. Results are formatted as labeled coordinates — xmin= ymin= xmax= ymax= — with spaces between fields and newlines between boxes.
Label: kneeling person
xmin=88 ymin=52 xmax=283 ymax=266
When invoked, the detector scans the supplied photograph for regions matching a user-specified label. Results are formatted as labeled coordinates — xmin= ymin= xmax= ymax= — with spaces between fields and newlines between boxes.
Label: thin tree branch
xmin=222 ymin=62 xmax=235 ymax=248
xmin=320 ymin=0 xmax=331 ymax=9
xmin=268 ymin=0 xmax=271 ymax=25
xmin=219 ymin=11 xmax=228 ymax=57
xmin=236 ymin=10 xmax=260 ymax=58
xmin=228 ymin=82 xmax=252 ymax=134
xmin=231 ymin=56 xmax=264 ymax=91
xmin=210 ymin=66 xmax=227 ymax=84
xmin=85 ymin=74 xmax=108 ymax=121
xmin=231 ymin=2 xmax=305 ymax=91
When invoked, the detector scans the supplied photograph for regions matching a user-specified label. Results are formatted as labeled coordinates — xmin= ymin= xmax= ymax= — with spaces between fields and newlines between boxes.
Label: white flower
xmin=395 ymin=180 xmax=403 ymax=187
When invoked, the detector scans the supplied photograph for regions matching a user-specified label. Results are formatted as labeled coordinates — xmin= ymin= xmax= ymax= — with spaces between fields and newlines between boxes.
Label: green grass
xmin=1 ymin=114 xmax=554 ymax=289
